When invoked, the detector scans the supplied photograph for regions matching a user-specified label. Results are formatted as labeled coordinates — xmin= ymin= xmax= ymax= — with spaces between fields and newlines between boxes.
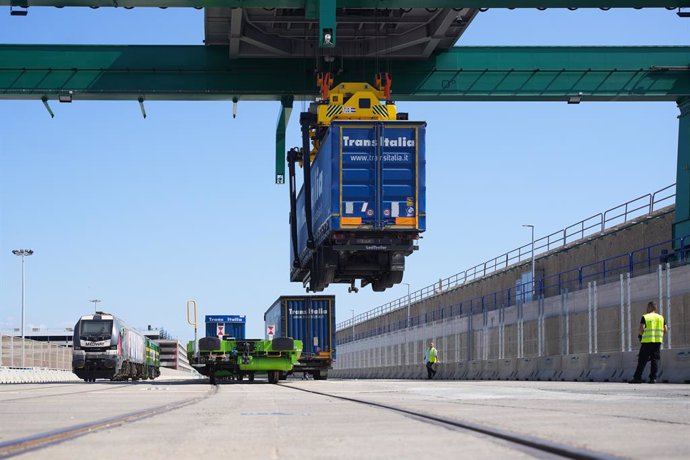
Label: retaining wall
xmin=332 ymin=264 xmax=690 ymax=383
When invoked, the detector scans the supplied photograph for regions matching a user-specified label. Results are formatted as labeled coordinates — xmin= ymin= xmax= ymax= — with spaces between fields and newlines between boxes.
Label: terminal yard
xmin=1 ymin=376 xmax=689 ymax=459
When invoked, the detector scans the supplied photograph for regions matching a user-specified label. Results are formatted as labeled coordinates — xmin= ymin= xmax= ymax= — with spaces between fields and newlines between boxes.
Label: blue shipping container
xmin=264 ymin=296 xmax=336 ymax=367
xmin=290 ymin=120 xmax=426 ymax=292
xmin=205 ymin=315 xmax=246 ymax=340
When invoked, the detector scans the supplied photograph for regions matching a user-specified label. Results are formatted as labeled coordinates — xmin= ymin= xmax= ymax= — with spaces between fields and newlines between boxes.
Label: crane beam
xmin=2 ymin=45 xmax=689 ymax=102
xmin=2 ymin=1 xmax=690 ymax=8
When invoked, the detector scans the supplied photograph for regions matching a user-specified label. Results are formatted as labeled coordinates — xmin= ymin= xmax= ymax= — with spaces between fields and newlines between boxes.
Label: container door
xmin=340 ymin=125 xmax=378 ymax=227
xmin=378 ymin=124 xmax=418 ymax=228
xmin=308 ymin=297 xmax=333 ymax=355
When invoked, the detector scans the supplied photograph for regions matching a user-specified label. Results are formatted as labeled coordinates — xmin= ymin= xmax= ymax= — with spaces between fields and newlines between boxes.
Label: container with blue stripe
xmin=264 ymin=296 xmax=335 ymax=379
xmin=290 ymin=120 xmax=426 ymax=293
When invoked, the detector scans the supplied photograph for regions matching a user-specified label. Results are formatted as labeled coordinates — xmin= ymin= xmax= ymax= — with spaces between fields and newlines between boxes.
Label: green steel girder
xmin=318 ymin=0 xmax=337 ymax=48
xmin=674 ymin=98 xmax=690 ymax=247
xmin=275 ymin=95 xmax=293 ymax=184
xmin=1 ymin=45 xmax=689 ymax=102
xmin=1 ymin=1 xmax=690 ymax=8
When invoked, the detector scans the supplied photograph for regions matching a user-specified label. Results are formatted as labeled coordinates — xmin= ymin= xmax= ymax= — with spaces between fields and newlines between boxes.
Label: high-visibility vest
xmin=426 ymin=347 xmax=438 ymax=363
xmin=641 ymin=312 xmax=665 ymax=343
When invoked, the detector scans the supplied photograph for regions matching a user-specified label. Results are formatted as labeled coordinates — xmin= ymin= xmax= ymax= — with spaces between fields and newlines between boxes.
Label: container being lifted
xmin=288 ymin=73 xmax=426 ymax=293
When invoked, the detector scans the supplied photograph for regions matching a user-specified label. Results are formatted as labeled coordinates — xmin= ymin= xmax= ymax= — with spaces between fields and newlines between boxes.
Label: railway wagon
xmin=290 ymin=119 xmax=427 ymax=293
xmin=205 ymin=314 xmax=246 ymax=340
xmin=72 ymin=312 xmax=160 ymax=382
xmin=188 ymin=337 xmax=302 ymax=384
xmin=264 ymin=295 xmax=335 ymax=380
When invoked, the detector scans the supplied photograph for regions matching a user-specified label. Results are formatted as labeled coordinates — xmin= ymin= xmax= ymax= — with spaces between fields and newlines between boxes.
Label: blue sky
xmin=0 ymin=8 xmax=687 ymax=340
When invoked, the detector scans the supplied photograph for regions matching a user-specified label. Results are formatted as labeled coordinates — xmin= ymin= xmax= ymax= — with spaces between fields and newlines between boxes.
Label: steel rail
xmin=282 ymin=384 xmax=619 ymax=460
xmin=0 ymin=382 xmax=133 ymax=403
xmin=0 ymin=385 xmax=217 ymax=459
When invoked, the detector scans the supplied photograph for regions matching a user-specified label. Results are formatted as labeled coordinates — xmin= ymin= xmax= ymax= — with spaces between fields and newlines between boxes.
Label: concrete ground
xmin=1 ymin=377 xmax=688 ymax=459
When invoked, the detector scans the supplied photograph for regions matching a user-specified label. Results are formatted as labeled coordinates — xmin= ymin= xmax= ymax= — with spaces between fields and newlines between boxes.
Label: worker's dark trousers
xmin=426 ymin=362 xmax=436 ymax=379
xmin=634 ymin=342 xmax=661 ymax=380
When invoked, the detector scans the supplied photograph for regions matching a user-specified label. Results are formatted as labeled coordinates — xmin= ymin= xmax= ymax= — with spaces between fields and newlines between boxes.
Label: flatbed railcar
xmin=265 ymin=295 xmax=335 ymax=380
xmin=187 ymin=336 xmax=302 ymax=385
xmin=72 ymin=311 xmax=160 ymax=382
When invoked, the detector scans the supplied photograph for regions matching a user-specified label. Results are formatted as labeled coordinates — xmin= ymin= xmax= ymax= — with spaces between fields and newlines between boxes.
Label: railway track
xmin=282 ymin=384 xmax=618 ymax=460
xmin=0 ymin=385 xmax=217 ymax=459
xmin=0 ymin=382 xmax=133 ymax=403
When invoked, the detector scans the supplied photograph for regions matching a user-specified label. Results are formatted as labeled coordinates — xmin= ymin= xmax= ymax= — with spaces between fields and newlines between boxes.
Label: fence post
xmin=626 ymin=272 xmax=632 ymax=352
xmin=666 ymin=262 xmax=672 ymax=349
xmin=562 ymin=289 xmax=570 ymax=355
xmin=620 ymin=274 xmax=626 ymax=352
xmin=536 ymin=297 xmax=541 ymax=357
xmin=658 ymin=264 xmax=664 ymax=350
xmin=593 ymin=281 xmax=598 ymax=354
xmin=468 ymin=311 xmax=473 ymax=361
xmin=588 ymin=282 xmax=593 ymax=354
xmin=10 ymin=336 xmax=14 ymax=367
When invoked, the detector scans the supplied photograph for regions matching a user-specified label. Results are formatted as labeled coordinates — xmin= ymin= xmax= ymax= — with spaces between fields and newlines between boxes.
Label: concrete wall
xmin=337 ymin=208 xmax=676 ymax=345
xmin=332 ymin=263 xmax=690 ymax=383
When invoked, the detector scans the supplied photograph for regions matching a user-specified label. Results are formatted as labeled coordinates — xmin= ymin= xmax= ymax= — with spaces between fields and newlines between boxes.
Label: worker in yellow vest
xmin=629 ymin=301 xmax=667 ymax=384
xmin=424 ymin=341 xmax=438 ymax=380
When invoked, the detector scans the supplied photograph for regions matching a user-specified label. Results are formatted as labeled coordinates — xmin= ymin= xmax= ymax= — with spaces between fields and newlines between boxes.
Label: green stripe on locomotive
xmin=145 ymin=338 xmax=161 ymax=367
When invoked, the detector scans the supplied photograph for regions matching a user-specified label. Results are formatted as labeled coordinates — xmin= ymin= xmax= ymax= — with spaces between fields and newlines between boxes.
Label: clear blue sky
xmin=1 ymin=8 xmax=687 ymax=341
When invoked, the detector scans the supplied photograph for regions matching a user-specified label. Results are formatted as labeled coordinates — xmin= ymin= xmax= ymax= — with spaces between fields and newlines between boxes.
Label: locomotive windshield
xmin=80 ymin=320 xmax=113 ymax=339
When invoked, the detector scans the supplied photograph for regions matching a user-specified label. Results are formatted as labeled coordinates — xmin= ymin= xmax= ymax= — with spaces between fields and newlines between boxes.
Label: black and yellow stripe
xmin=326 ymin=105 xmax=343 ymax=118
xmin=372 ymin=104 xmax=389 ymax=118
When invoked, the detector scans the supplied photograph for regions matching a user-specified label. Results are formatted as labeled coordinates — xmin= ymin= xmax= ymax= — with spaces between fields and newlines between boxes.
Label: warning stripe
xmin=326 ymin=105 xmax=343 ymax=118
xmin=373 ymin=104 xmax=389 ymax=118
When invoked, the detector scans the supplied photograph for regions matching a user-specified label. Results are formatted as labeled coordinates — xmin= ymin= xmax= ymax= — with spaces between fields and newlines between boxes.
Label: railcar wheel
xmin=248 ymin=373 xmax=255 ymax=382
xmin=268 ymin=371 xmax=279 ymax=384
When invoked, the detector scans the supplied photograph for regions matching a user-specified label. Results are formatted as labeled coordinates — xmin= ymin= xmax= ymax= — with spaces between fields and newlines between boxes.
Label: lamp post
xmin=522 ymin=225 xmax=535 ymax=299
xmin=402 ymin=282 xmax=411 ymax=328
xmin=12 ymin=249 xmax=34 ymax=368
xmin=89 ymin=299 xmax=101 ymax=313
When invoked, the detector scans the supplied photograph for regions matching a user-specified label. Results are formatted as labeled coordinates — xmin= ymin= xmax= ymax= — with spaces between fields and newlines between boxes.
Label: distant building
xmin=0 ymin=328 xmax=74 ymax=347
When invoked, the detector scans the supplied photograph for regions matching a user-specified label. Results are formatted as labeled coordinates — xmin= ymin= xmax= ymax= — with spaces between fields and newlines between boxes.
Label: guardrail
xmin=337 ymin=183 xmax=676 ymax=331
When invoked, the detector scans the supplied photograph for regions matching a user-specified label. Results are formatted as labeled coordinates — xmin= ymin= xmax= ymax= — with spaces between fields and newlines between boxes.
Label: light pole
xmin=90 ymin=299 xmax=102 ymax=313
xmin=402 ymin=282 xmax=411 ymax=327
xmin=12 ymin=249 xmax=34 ymax=368
xmin=349 ymin=309 xmax=355 ymax=342
xmin=522 ymin=225 xmax=535 ymax=299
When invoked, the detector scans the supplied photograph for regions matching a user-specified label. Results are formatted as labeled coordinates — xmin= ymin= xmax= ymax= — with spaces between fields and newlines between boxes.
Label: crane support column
xmin=275 ymin=95 xmax=294 ymax=184
xmin=675 ymin=97 xmax=690 ymax=248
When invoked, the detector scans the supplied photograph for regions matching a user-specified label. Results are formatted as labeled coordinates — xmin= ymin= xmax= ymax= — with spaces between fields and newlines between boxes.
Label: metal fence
xmin=337 ymin=183 xmax=676 ymax=331
xmin=0 ymin=335 xmax=72 ymax=370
